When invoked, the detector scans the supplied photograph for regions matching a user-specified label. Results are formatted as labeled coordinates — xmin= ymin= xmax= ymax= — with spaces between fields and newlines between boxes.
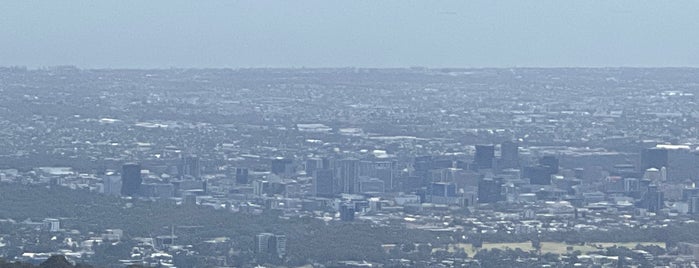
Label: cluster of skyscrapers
xmin=311 ymin=158 xmax=394 ymax=197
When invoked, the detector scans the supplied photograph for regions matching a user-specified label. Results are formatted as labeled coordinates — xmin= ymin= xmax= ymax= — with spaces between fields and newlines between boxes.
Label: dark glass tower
xmin=235 ymin=167 xmax=249 ymax=184
xmin=478 ymin=178 xmax=504 ymax=204
xmin=539 ymin=155 xmax=560 ymax=174
xmin=121 ymin=163 xmax=142 ymax=196
xmin=640 ymin=148 xmax=668 ymax=171
xmin=313 ymin=169 xmax=335 ymax=197
xmin=475 ymin=144 xmax=495 ymax=169
xmin=500 ymin=141 xmax=519 ymax=168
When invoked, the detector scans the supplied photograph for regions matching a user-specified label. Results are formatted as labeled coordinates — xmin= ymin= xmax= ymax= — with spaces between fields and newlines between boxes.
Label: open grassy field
xmin=447 ymin=242 xmax=665 ymax=256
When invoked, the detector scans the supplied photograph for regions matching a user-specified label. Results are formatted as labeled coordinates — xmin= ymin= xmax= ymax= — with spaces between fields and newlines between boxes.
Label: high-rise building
xmin=478 ymin=178 xmax=503 ymax=204
xmin=666 ymin=147 xmax=699 ymax=182
xmin=335 ymin=159 xmax=360 ymax=194
xmin=539 ymin=155 xmax=560 ymax=174
xmin=256 ymin=233 xmax=273 ymax=253
xmin=359 ymin=161 xmax=394 ymax=191
xmin=253 ymin=180 xmax=269 ymax=196
xmin=271 ymin=158 xmax=294 ymax=177
xmin=180 ymin=156 xmax=201 ymax=179
xmin=430 ymin=182 xmax=457 ymax=197
xmin=682 ymin=188 xmax=699 ymax=201
xmin=102 ymin=175 xmax=122 ymax=196
xmin=235 ymin=168 xmax=249 ymax=184
xmin=639 ymin=185 xmax=664 ymax=212
xmin=305 ymin=158 xmax=323 ymax=175
xmin=690 ymin=196 xmax=699 ymax=214
xmin=120 ymin=163 xmax=142 ymax=196
xmin=43 ymin=218 xmax=60 ymax=232
xmin=255 ymin=233 xmax=287 ymax=257
xmin=475 ymin=145 xmax=495 ymax=169
xmin=313 ymin=169 xmax=334 ymax=197
xmin=359 ymin=177 xmax=385 ymax=193
xmin=427 ymin=181 xmax=459 ymax=204
xmin=273 ymin=235 xmax=286 ymax=257
xmin=524 ymin=165 xmax=554 ymax=185
xmin=641 ymin=147 xmax=668 ymax=171
xmin=500 ymin=141 xmax=519 ymax=168
xmin=641 ymin=146 xmax=699 ymax=182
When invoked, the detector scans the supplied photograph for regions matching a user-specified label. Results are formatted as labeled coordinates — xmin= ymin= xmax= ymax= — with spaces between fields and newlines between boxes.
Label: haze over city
xmin=2 ymin=0 xmax=699 ymax=68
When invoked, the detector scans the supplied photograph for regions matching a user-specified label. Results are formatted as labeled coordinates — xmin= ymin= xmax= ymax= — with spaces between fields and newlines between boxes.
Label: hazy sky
xmin=2 ymin=1 xmax=699 ymax=68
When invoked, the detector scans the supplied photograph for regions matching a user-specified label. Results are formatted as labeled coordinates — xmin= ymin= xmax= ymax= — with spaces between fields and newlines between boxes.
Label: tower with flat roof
xmin=120 ymin=163 xmax=142 ymax=196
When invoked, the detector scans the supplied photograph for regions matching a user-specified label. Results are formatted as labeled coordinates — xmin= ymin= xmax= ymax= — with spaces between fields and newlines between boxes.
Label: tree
xmin=40 ymin=255 xmax=73 ymax=268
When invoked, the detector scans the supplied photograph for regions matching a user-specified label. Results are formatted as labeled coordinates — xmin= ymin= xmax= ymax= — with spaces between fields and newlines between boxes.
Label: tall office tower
xmin=256 ymin=233 xmax=286 ymax=256
xmin=102 ymin=175 xmax=122 ymax=196
xmin=500 ymin=141 xmax=519 ymax=168
xmin=523 ymin=165 xmax=553 ymax=185
xmin=682 ymin=188 xmax=699 ymax=201
xmin=305 ymin=158 xmax=323 ymax=175
xmin=690 ymin=196 xmax=699 ymax=214
xmin=235 ymin=168 xmax=249 ymax=184
xmin=313 ymin=169 xmax=334 ymax=197
xmin=335 ymin=159 xmax=360 ymax=194
xmin=474 ymin=144 xmax=495 ymax=169
xmin=253 ymin=180 xmax=269 ymax=196
xmin=359 ymin=161 xmax=394 ymax=191
xmin=477 ymin=178 xmax=503 ymax=204
xmin=539 ymin=155 xmax=559 ymax=174
xmin=665 ymin=146 xmax=699 ymax=182
xmin=373 ymin=161 xmax=394 ymax=191
xmin=270 ymin=158 xmax=294 ymax=176
xmin=640 ymin=185 xmax=664 ymax=212
xmin=640 ymin=147 xmax=668 ymax=171
xmin=359 ymin=160 xmax=374 ymax=177
xmin=413 ymin=156 xmax=433 ymax=187
xmin=322 ymin=158 xmax=333 ymax=170
xmin=179 ymin=155 xmax=201 ymax=179
xmin=120 ymin=163 xmax=142 ymax=196
xmin=255 ymin=233 xmax=274 ymax=253
xmin=273 ymin=235 xmax=287 ymax=257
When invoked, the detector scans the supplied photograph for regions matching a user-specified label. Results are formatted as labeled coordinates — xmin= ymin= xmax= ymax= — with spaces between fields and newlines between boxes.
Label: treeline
xmin=0 ymin=255 xmax=99 ymax=268
xmin=475 ymin=224 xmax=699 ymax=246
xmin=0 ymin=183 xmax=437 ymax=265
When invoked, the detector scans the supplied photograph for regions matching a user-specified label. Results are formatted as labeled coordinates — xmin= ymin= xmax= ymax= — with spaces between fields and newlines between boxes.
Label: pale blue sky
xmin=1 ymin=1 xmax=698 ymax=68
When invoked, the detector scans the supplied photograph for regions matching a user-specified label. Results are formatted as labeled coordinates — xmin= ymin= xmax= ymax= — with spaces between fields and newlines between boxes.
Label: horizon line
xmin=3 ymin=65 xmax=699 ymax=71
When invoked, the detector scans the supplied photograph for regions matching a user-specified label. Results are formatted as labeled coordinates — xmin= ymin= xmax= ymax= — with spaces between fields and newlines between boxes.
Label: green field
xmin=447 ymin=242 xmax=665 ymax=256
